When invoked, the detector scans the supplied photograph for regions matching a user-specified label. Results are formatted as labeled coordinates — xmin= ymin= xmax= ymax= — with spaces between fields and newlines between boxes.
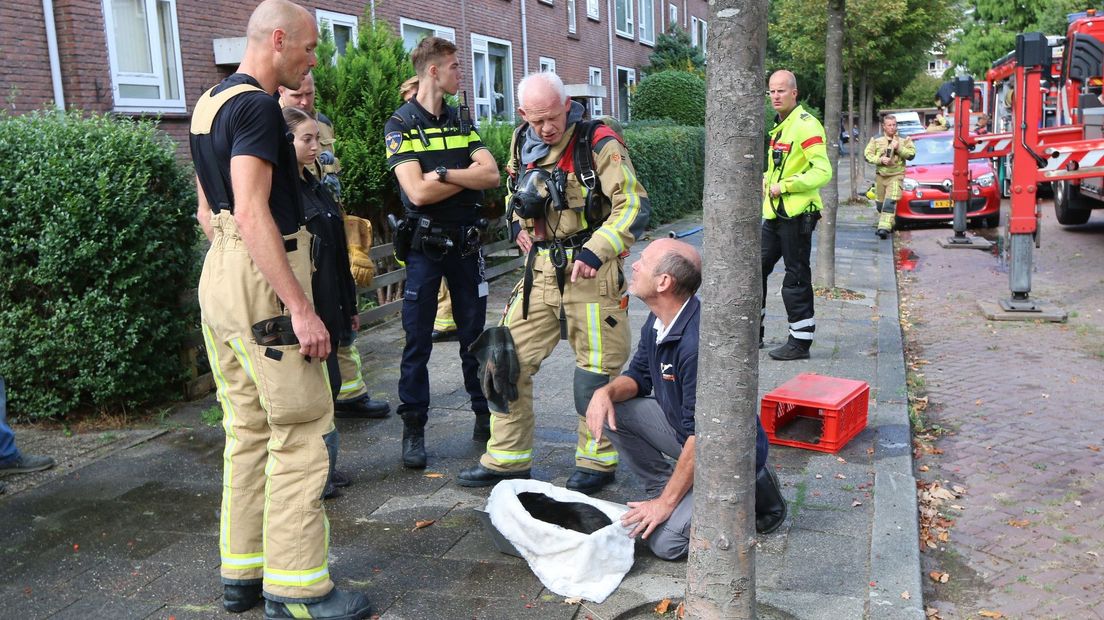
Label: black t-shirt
xmin=384 ymin=98 xmax=488 ymax=225
xmin=190 ymin=73 xmax=302 ymax=235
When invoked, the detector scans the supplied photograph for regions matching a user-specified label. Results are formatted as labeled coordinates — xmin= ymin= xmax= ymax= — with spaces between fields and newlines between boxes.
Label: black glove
xmin=469 ymin=326 xmax=520 ymax=413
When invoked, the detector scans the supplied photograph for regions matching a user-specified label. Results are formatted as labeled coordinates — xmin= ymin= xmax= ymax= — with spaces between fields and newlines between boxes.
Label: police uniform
xmin=864 ymin=132 xmax=915 ymax=236
xmin=385 ymin=97 xmax=491 ymax=467
xmin=467 ymin=109 xmax=650 ymax=489
xmin=190 ymin=74 xmax=334 ymax=603
xmin=762 ymin=104 xmax=832 ymax=359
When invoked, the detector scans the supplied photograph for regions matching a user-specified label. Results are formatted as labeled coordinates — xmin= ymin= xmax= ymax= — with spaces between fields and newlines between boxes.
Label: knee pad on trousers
xmin=880 ymin=198 xmax=895 ymax=214
xmin=573 ymin=368 xmax=610 ymax=417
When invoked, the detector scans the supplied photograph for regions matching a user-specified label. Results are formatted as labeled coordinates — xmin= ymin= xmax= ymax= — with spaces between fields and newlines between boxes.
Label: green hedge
xmin=0 ymin=111 xmax=197 ymax=419
xmin=623 ymin=124 xmax=705 ymax=225
xmin=630 ymin=70 xmax=706 ymax=126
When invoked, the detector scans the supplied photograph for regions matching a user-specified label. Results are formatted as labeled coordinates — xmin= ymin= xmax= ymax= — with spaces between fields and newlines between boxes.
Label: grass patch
xmin=201 ymin=405 xmax=223 ymax=428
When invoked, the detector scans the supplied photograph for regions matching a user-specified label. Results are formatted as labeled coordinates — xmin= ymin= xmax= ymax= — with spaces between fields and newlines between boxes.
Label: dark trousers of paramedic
xmin=761 ymin=217 xmax=815 ymax=346
xmin=398 ymin=245 xmax=488 ymax=425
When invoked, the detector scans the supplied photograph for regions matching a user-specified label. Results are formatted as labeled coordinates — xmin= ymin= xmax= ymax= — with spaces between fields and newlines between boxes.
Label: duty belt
xmin=521 ymin=231 xmax=592 ymax=340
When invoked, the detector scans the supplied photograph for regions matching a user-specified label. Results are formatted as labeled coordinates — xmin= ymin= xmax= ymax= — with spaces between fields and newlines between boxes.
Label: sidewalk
xmin=0 ymin=204 xmax=919 ymax=619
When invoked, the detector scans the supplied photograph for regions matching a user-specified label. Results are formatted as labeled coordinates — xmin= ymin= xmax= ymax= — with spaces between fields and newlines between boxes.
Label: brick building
xmin=2 ymin=0 xmax=708 ymax=151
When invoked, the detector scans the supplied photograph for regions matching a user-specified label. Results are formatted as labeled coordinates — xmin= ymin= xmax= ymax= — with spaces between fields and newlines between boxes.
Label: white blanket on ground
xmin=486 ymin=479 xmax=635 ymax=603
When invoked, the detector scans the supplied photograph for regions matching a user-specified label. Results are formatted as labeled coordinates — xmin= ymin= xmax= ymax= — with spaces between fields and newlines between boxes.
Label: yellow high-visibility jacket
xmin=762 ymin=105 xmax=833 ymax=219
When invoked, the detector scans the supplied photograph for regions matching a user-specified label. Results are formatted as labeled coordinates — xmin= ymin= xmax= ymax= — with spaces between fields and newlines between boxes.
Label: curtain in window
xmin=112 ymin=0 xmax=153 ymax=74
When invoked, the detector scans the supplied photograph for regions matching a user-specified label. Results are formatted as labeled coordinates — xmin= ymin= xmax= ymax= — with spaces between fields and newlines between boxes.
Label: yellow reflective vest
xmin=762 ymin=105 xmax=832 ymax=219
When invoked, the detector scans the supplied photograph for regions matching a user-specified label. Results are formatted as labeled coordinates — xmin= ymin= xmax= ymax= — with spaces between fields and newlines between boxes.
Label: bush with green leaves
xmin=630 ymin=70 xmax=706 ymax=126
xmin=623 ymin=125 xmax=705 ymax=224
xmin=0 ymin=111 xmax=197 ymax=419
xmin=646 ymin=26 xmax=706 ymax=76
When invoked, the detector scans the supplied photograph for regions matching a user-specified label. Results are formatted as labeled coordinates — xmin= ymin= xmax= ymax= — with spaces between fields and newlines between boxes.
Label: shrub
xmin=476 ymin=119 xmax=517 ymax=218
xmin=630 ymin=70 xmax=706 ymax=126
xmin=623 ymin=125 xmax=705 ymax=225
xmin=0 ymin=111 xmax=197 ymax=419
xmin=646 ymin=26 xmax=706 ymax=76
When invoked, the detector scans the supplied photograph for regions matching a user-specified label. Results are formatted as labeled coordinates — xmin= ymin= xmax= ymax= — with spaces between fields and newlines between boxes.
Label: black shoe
xmin=263 ymin=588 xmax=374 ymax=620
xmin=334 ymin=394 xmax=390 ymax=419
xmin=0 ymin=454 xmax=55 ymax=477
xmin=473 ymin=413 xmax=491 ymax=442
xmin=322 ymin=484 xmax=342 ymax=500
xmin=431 ymin=329 xmax=458 ymax=342
xmin=565 ymin=469 xmax=616 ymax=495
xmin=456 ymin=464 xmax=531 ymax=487
xmin=759 ymin=339 xmax=765 ymax=350
xmin=331 ymin=470 xmax=352 ymax=488
xmin=876 ymin=228 xmax=889 ymax=239
xmin=402 ymin=428 xmax=427 ymax=469
xmin=224 ymin=583 xmax=262 ymax=613
xmin=768 ymin=341 xmax=810 ymax=361
xmin=756 ymin=467 xmax=787 ymax=534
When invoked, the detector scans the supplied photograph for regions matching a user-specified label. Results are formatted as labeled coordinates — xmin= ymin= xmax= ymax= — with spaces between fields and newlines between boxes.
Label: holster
xmin=251 ymin=315 xmax=298 ymax=347
xmin=800 ymin=210 xmax=822 ymax=236
xmin=389 ymin=214 xmax=413 ymax=263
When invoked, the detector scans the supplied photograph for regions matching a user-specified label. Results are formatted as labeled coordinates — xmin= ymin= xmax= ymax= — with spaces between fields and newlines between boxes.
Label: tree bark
xmin=848 ymin=71 xmax=858 ymax=201
xmin=684 ymin=0 xmax=767 ymax=617
xmin=860 ymin=71 xmax=871 ymax=192
xmin=816 ymin=0 xmax=845 ymax=289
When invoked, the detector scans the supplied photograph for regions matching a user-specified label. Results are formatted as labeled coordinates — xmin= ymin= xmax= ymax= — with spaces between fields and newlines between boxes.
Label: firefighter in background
xmin=864 ymin=114 xmax=915 ymax=239
xmin=457 ymin=71 xmax=651 ymax=495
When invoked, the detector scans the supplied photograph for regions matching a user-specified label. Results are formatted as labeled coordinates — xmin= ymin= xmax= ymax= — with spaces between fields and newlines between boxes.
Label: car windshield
xmin=910 ymin=136 xmax=954 ymax=166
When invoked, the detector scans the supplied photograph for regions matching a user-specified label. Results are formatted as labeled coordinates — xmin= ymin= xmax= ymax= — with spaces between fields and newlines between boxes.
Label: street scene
xmin=3 ymin=0 xmax=1104 ymax=619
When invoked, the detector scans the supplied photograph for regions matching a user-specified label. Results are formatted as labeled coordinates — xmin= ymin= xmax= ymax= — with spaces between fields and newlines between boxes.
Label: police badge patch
xmin=386 ymin=131 xmax=403 ymax=155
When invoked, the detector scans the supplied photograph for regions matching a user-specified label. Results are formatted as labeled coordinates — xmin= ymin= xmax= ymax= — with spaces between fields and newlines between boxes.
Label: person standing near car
xmin=864 ymin=114 xmax=915 ymax=239
xmin=761 ymin=70 xmax=832 ymax=362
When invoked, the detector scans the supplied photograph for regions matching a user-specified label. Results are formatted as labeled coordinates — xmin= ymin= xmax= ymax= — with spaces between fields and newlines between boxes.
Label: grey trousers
xmin=606 ymin=397 xmax=693 ymax=561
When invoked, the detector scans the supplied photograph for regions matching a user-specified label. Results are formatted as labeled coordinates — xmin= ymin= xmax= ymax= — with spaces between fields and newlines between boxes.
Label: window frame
xmin=589 ymin=66 xmax=603 ymax=117
xmin=470 ymin=33 xmax=515 ymax=123
xmin=615 ymin=65 xmax=636 ymax=122
xmin=669 ymin=3 xmax=678 ymax=28
xmin=102 ymin=0 xmax=187 ymax=113
xmin=316 ymin=9 xmax=358 ymax=58
xmin=568 ymin=0 xmax=577 ymax=34
xmin=399 ymin=17 xmax=456 ymax=52
xmin=638 ymin=0 xmax=655 ymax=45
xmin=614 ymin=0 xmax=634 ymax=39
xmin=539 ymin=57 xmax=557 ymax=73
xmin=587 ymin=0 xmax=600 ymax=20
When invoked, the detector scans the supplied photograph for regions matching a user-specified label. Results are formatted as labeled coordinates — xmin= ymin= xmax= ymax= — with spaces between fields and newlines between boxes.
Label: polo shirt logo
xmin=660 ymin=362 xmax=675 ymax=381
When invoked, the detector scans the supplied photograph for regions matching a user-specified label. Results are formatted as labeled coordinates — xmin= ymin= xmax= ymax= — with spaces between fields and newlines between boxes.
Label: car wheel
xmin=1053 ymin=180 xmax=1091 ymax=225
xmin=978 ymin=213 xmax=1000 ymax=228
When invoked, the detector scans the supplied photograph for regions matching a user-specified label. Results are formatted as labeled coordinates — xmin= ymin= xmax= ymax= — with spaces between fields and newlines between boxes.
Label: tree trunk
xmin=816 ymin=0 xmax=845 ymax=289
xmin=848 ymin=71 xmax=858 ymax=201
xmin=684 ymin=0 xmax=767 ymax=617
xmin=860 ymin=71 xmax=871 ymax=192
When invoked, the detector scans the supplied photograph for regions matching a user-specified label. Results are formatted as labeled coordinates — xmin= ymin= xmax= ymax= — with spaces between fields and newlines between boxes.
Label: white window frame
xmin=102 ymin=0 xmax=186 ymax=113
xmin=539 ymin=0 xmax=554 ymax=5
xmin=669 ymin=4 xmax=678 ymax=29
xmin=692 ymin=16 xmax=707 ymax=52
xmin=587 ymin=0 xmax=600 ymax=20
xmin=638 ymin=0 xmax=655 ymax=45
xmin=589 ymin=67 xmax=603 ymax=117
xmin=615 ymin=65 xmax=636 ymax=122
xmin=568 ymin=0 xmax=577 ymax=34
xmin=539 ymin=57 xmax=557 ymax=73
xmin=470 ymin=33 xmax=514 ymax=123
xmin=399 ymin=17 xmax=456 ymax=52
xmin=316 ymin=9 xmax=358 ymax=58
xmin=614 ymin=0 xmax=634 ymax=39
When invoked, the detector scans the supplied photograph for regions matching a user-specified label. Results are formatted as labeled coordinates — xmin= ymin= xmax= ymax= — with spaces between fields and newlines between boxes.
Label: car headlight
xmin=975 ymin=173 xmax=995 ymax=187
xmin=902 ymin=177 xmax=918 ymax=191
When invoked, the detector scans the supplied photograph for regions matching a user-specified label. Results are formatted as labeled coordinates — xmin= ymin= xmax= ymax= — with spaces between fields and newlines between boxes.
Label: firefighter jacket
xmin=762 ymin=104 xmax=832 ymax=219
xmin=507 ymin=122 xmax=650 ymax=269
xmin=864 ymin=134 xmax=915 ymax=177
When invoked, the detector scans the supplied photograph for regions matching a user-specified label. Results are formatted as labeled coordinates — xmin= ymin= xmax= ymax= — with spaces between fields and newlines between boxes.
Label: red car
xmin=895 ymin=131 xmax=1001 ymax=228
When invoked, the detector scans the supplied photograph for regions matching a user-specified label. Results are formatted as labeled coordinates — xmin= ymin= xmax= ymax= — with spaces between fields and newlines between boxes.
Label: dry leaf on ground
xmin=901 ymin=591 xmax=911 ymax=600
xmin=978 ymin=611 xmax=1004 ymax=619
xmin=412 ymin=519 xmax=435 ymax=531
xmin=654 ymin=598 xmax=671 ymax=614
xmin=423 ymin=473 xmax=445 ymax=478
xmin=928 ymin=571 xmax=950 ymax=583
xmin=1007 ymin=519 xmax=1030 ymax=528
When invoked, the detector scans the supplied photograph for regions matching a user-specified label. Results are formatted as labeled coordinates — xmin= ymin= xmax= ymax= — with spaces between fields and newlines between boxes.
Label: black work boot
xmin=334 ymin=394 xmax=390 ymax=419
xmin=768 ymin=338 xmax=811 ymax=361
xmin=457 ymin=464 xmax=531 ymax=487
xmin=473 ymin=412 xmax=491 ymax=442
xmin=755 ymin=467 xmax=788 ymax=534
xmin=566 ymin=468 xmax=616 ymax=495
xmin=401 ymin=413 xmax=428 ymax=469
xmin=263 ymin=588 xmax=374 ymax=620
xmin=223 ymin=583 xmax=262 ymax=613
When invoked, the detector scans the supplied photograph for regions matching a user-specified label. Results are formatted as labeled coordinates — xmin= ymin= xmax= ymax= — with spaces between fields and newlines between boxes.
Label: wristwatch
xmin=435 ymin=165 xmax=448 ymax=182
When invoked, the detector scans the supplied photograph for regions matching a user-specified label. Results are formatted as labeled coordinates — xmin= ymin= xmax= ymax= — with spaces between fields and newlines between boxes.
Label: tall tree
xmin=647 ymin=25 xmax=707 ymax=76
xmin=685 ymin=0 xmax=768 ymax=616
xmin=946 ymin=0 xmax=1086 ymax=78
xmin=817 ymin=0 xmax=845 ymax=289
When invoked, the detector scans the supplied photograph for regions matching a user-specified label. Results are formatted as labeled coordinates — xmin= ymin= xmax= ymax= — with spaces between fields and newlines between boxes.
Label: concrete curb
xmin=868 ymin=236 xmax=925 ymax=618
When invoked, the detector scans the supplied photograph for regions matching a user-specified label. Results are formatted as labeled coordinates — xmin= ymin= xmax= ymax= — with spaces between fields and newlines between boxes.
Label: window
xmin=616 ymin=66 xmax=635 ymax=122
xmin=696 ymin=18 xmax=708 ymax=52
xmin=399 ymin=17 xmax=456 ymax=52
xmin=589 ymin=67 xmax=603 ymax=116
xmin=669 ymin=3 xmax=678 ymax=28
xmin=615 ymin=0 xmax=634 ymax=38
xmin=568 ymin=0 xmax=577 ymax=34
xmin=587 ymin=0 xmax=600 ymax=20
xmin=691 ymin=16 xmax=707 ymax=51
xmin=102 ymin=0 xmax=185 ymax=112
xmin=539 ymin=57 xmax=557 ymax=73
xmin=316 ymin=10 xmax=357 ymax=58
xmin=638 ymin=0 xmax=655 ymax=45
xmin=471 ymin=34 xmax=513 ymax=122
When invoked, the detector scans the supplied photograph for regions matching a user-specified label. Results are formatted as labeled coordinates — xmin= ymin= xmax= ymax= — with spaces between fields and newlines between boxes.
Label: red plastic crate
xmin=760 ymin=373 xmax=869 ymax=453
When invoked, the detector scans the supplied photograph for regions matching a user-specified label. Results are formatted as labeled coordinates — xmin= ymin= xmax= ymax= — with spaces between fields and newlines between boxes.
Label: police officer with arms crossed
xmin=458 ymin=71 xmax=651 ymax=494
xmin=586 ymin=238 xmax=786 ymax=560
xmin=762 ymin=70 xmax=833 ymax=361
xmin=190 ymin=1 xmax=372 ymax=617
xmin=864 ymin=114 xmax=915 ymax=239
xmin=385 ymin=36 xmax=500 ymax=469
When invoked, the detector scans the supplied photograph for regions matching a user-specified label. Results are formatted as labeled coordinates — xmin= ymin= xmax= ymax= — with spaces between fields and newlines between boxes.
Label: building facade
xmin=2 ymin=0 xmax=708 ymax=152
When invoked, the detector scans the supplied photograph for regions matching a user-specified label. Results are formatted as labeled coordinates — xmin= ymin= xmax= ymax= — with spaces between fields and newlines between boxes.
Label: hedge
xmin=630 ymin=70 xmax=706 ymax=126
xmin=0 ymin=111 xmax=197 ymax=419
xmin=623 ymin=124 xmax=705 ymax=225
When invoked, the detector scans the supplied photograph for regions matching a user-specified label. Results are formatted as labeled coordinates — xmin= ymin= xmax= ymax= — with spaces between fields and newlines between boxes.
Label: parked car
xmin=889 ymin=111 xmax=926 ymax=137
xmin=895 ymin=131 xmax=1001 ymax=228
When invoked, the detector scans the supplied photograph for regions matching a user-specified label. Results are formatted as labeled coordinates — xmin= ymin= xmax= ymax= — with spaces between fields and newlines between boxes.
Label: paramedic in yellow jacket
xmin=761 ymin=70 xmax=833 ymax=362
xmin=457 ymin=71 xmax=650 ymax=494
xmin=864 ymin=114 xmax=915 ymax=238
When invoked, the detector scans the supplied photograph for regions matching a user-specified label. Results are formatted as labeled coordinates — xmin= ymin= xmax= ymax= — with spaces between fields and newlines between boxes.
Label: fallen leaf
xmin=564 ymin=597 xmax=583 ymax=605
xmin=1089 ymin=446 xmax=1101 ymax=452
xmin=919 ymin=465 xmax=930 ymax=472
xmin=423 ymin=473 xmax=445 ymax=479
xmin=837 ymin=457 xmax=847 ymax=463
xmin=676 ymin=602 xmax=686 ymax=619
xmin=938 ymin=531 xmax=950 ymax=542
xmin=975 ymin=399 xmax=983 ymax=406
xmin=925 ymin=606 xmax=942 ymax=618
xmin=1075 ymin=500 xmax=1082 ymax=507
xmin=655 ymin=598 xmax=671 ymax=614
xmin=412 ymin=519 xmax=436 ymax=531
xmin=928 ymin=571 xmax=950 ymax=583
xmin=1007 ymin=519 xmax=1030 ymax=528
xmin=951 ymin=485 xmax=966 ymax=495
xmin=835 ymin=473 xmax=847 ymax=479
xmin=978 ymin=611 xmax=1004 ymax=619
xmin=867 ymin=447 xmax=876 ymax=456
xmin=901 ymin=591 xmax=911 ymax=600
xmin=852 ymin=500 xmax=863 ymax=507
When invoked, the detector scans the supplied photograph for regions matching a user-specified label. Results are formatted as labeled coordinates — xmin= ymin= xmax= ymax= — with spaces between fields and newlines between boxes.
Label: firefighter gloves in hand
xmin=469 ymin=326 xmax=520 ymax=413
xmin=344 ymin=215 xmax=375 ymax=287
